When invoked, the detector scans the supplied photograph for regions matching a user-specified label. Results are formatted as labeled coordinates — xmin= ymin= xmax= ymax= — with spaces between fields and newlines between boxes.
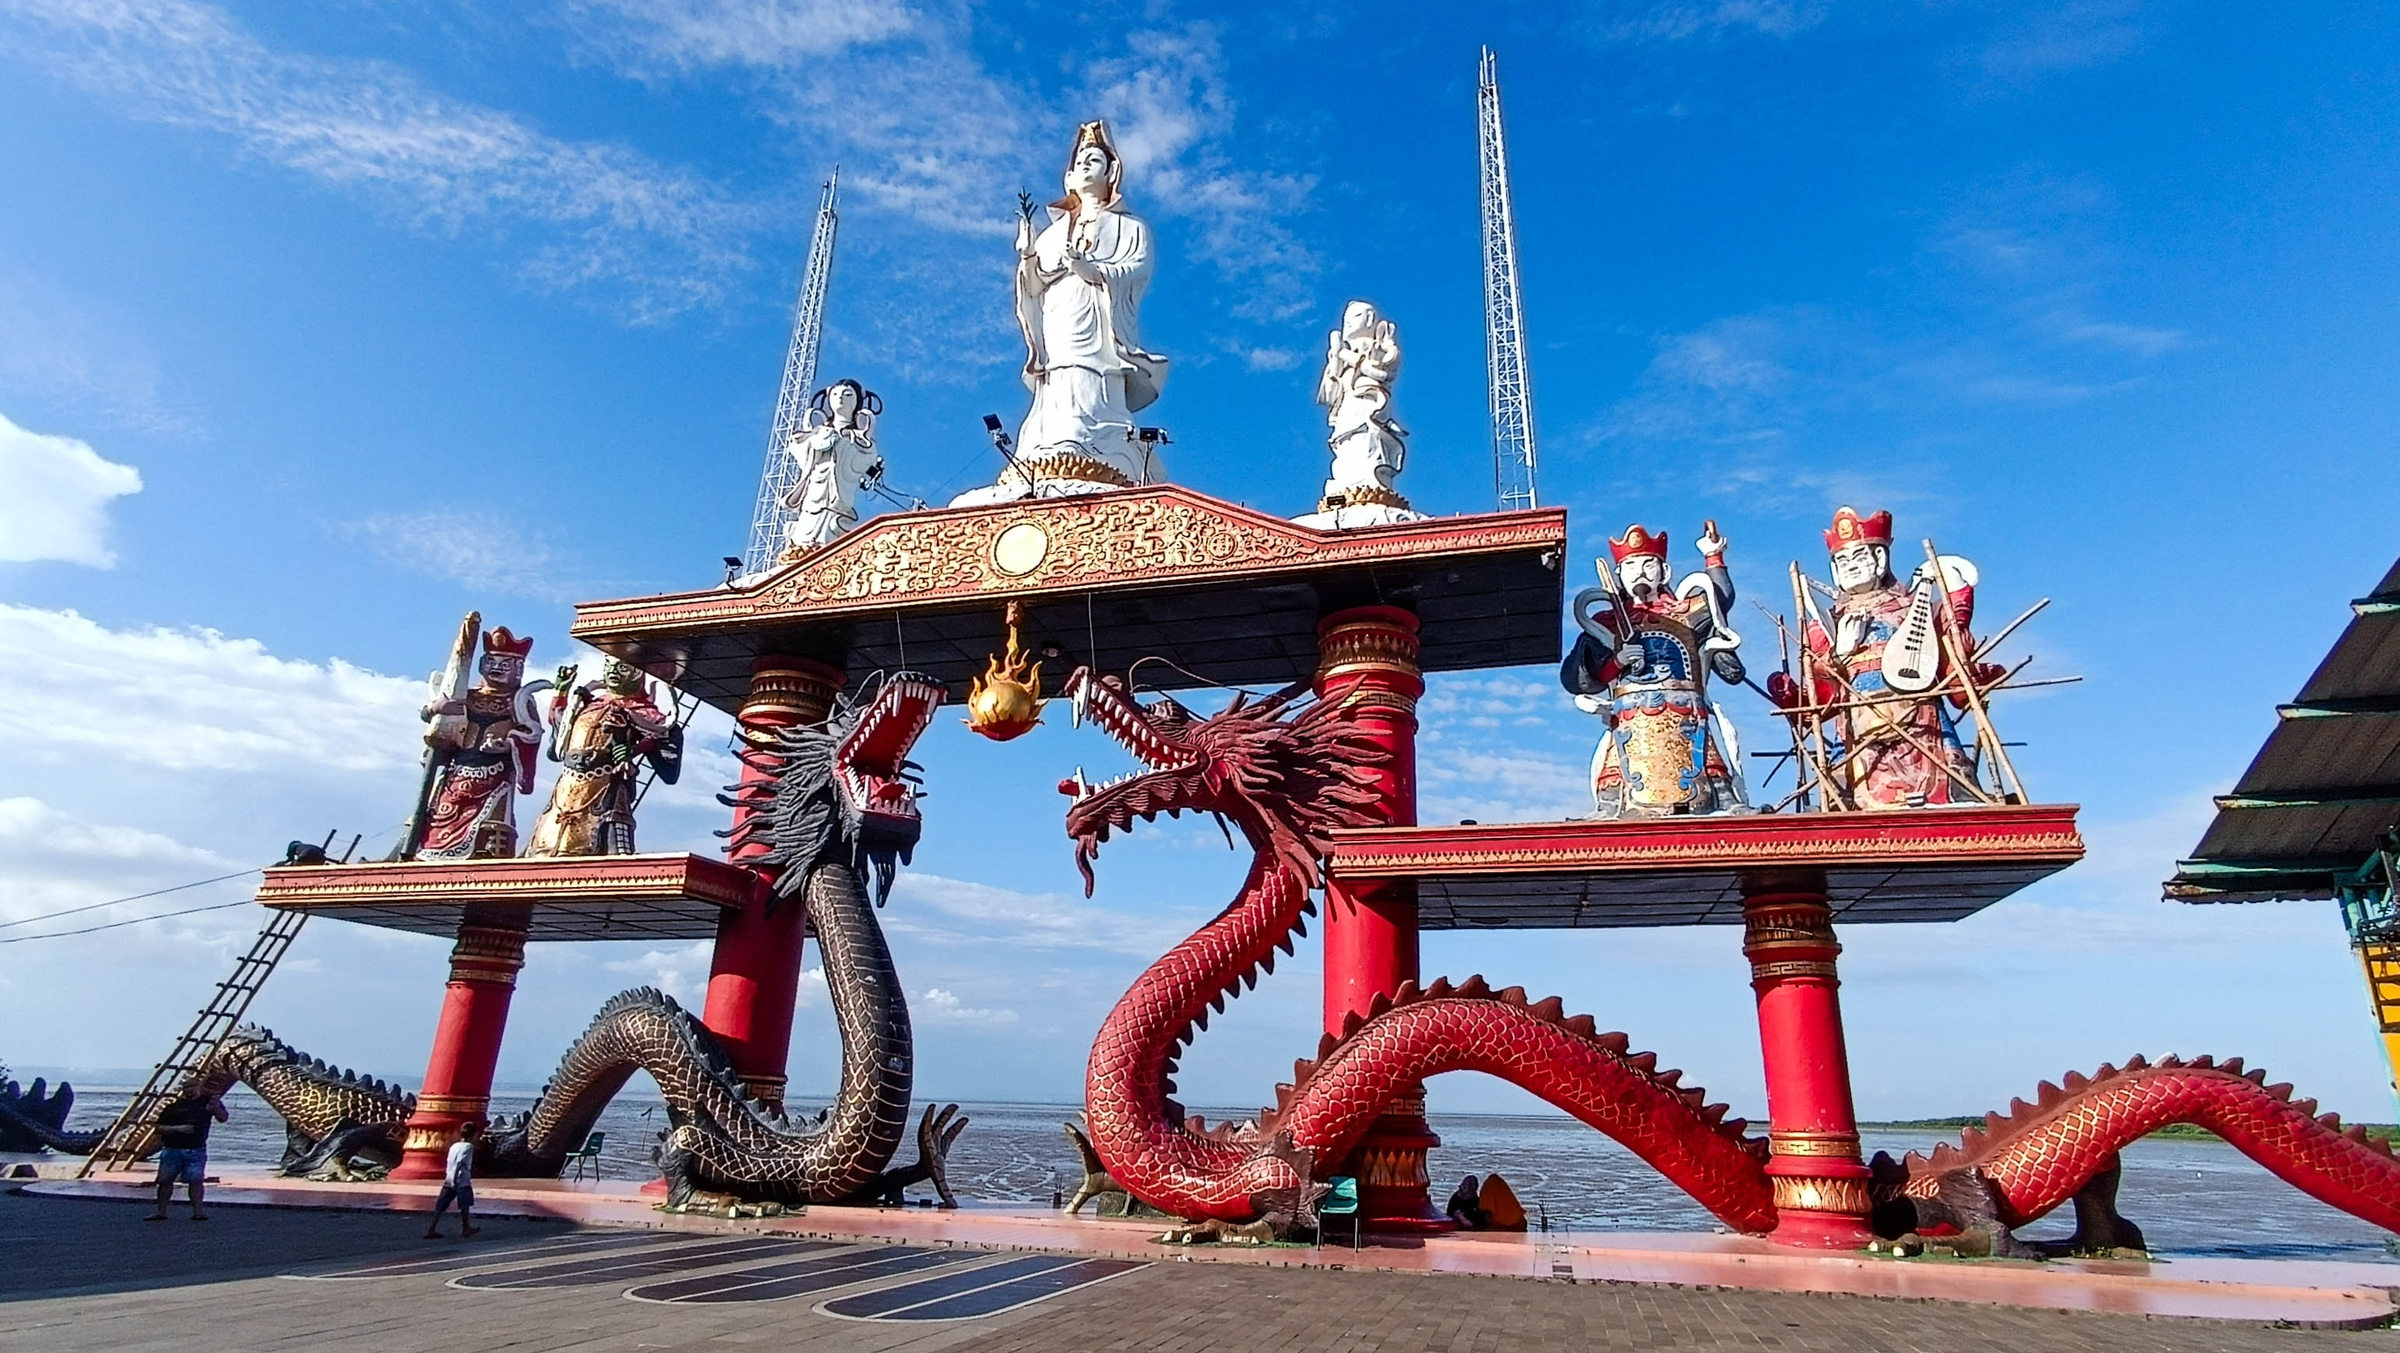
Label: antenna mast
xmin=743 ymin=170 xmax=840 ymax=574
xmin=1478 ymin=48 xmax=1538 ymax=512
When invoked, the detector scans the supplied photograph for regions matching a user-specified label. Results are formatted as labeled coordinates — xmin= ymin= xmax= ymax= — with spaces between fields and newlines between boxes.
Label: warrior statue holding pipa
xmin=1560 ymin=522 xmax=1750 ymax=818
xmin=1767 ymin=506 xmax=2004 ymax=810
xmin=405 ymin=619 xmax=550 ymax=860
xmin=527 ymin=657 xmax=684 ymax=857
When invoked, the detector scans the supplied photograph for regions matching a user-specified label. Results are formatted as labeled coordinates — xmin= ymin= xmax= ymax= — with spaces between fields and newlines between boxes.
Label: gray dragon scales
xmin=0 ymin=1029 xmax=415 ymax=1180
xmin=0 ymin=1076 xmax=101 ymax=1155
xmin=483 ymin=667 xmax=964 ymax=1207
xmin=15 ymin=670 xmax=966 ymax=1210
xmin=191 ymin=1026 xmax=418 ymax=1178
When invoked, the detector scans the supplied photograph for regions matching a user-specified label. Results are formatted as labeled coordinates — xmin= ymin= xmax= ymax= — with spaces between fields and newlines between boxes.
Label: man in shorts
xmin=424 ymin=1119 xmax=482 ymax=1239
xmin=147 ymin=1087 xmax=228 ymax=1221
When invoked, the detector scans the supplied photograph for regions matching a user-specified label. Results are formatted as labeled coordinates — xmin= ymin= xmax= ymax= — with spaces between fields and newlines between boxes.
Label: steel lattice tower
xmin=742 ymin=170 xmax=841 ymax=574
xmin=1478 ymin=48 xmax=1538 ymax=512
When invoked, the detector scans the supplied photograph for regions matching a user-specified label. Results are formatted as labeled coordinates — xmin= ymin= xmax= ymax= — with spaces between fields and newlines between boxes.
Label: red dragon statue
xmin=1872 ymin=1055 xmax=2400 ymax=1256
xmin=1062 ymin=668 xmax=1773 ymax=1234
xmin=1063 ymin=665 xmax=2400 ymax=1251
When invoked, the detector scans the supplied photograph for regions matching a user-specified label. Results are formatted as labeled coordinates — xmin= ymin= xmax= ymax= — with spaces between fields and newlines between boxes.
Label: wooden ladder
xmin=79 ymin=907 xmax=310 ymax=1176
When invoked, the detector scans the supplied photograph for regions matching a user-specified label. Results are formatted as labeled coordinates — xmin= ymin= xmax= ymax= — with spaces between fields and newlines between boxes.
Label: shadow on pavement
xmin=0 ymin=1187 xmax=588 ymax=1303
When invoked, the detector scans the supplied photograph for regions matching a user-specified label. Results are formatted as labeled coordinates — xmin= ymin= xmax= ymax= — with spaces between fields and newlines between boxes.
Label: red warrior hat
xmin=1608 ymin=524 xmax=1670 ymax=563
xmin=1823 ymin=506 xmax=1893 ymax=552
xmin=482 ymin=626 xmax=535 ymax=659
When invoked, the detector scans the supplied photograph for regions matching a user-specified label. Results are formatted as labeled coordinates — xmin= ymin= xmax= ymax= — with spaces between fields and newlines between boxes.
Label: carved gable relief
xmin=571 ymin=487 xmax=1563 ymax=644
xmin=771 ymin=492 xmax=1323 ymax=608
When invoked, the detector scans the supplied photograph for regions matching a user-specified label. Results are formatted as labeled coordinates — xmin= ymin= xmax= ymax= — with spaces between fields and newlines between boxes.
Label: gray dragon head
xmin=724 ymin=670 xmax=946 ymax=906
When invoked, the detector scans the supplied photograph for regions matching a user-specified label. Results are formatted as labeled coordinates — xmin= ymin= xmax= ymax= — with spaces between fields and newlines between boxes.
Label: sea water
xmin=31 ymin=1089 xmax=2398 ymax=1264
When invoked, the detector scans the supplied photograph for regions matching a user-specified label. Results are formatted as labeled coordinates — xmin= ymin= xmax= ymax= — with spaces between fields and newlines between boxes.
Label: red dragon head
xmin=1057 ymin=667 xmax=1390 ymax=895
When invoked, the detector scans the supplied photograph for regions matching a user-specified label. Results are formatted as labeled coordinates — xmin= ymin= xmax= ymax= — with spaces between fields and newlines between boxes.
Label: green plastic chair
xmin=1316 ymin=1176 xmax=1363 ymax=1249
xmin=568 ymin=1131 xmax=605 ymax=1181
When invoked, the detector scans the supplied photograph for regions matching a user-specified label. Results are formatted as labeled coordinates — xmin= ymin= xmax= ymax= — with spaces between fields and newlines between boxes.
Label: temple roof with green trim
xmin=2166 ymin=557 xmax=2400 ymax=904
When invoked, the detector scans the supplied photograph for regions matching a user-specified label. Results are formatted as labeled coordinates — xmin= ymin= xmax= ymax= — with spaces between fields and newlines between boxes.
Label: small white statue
xmin=1296 ymin=300 xmax=1422 ymax=529
xmin=781 ymin=379 xmax=883 ymax=559
xmin=952 ymin=120 xmax=1169 ymax=507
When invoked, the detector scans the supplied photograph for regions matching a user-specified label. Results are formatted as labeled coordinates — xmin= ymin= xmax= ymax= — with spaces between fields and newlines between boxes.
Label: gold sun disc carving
xmin=992 ymin=522 xmax=1050 ymax=577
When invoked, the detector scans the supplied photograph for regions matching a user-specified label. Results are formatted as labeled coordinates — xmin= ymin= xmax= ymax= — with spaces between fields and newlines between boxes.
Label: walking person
xmin=146 ymin=1086 xmax=227 ymax=1221
xmin=424 ymin=1120 xmax=481 ymax=1239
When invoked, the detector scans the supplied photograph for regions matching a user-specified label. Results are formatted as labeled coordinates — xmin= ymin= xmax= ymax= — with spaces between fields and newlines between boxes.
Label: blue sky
xmin=3 ymin=0 xmax=2398 ymax=1144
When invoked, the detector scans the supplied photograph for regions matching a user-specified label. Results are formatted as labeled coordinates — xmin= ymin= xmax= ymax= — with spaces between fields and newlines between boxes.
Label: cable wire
xmin=0 ymin=894 xmax=262 ymax=945
xmin=0 ymin=822 xmax=392 ymax=941
xmin=0 ymin=868 xmax=262 ymax=932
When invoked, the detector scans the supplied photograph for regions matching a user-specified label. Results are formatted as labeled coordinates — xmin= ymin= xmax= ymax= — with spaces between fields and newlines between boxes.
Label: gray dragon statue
xmin=478 ymin=667 xmax=964 ymax=1207
xmin=0 ymin=1030 xmax=415 ymax=1179
xmin=0 ymin=1076 xmax=101 ymax=1155
xmin=25 ymin=669 xmax=967 ymax=1209
xmin=194 ymin=1026 xmax=418 ymax=1178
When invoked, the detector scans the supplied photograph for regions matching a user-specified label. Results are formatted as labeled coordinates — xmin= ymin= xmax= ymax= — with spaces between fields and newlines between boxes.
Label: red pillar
xmin=1312 ymin=605 xmax=1445 ymax=1231
xmin=1740 ymin=870 xmax=1874 ymax=1248
xmin=392 ymin=919 xmax=529 ymax=1179
xmin=701 ymin=656 xmax=843 ymax=1110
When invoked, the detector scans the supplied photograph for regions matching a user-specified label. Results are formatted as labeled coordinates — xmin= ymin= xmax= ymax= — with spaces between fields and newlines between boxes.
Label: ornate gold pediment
xmin=764 ymin=487 xmax=1323 ymax=612
xmin=576 ymin=487 xmax=1562 ymax=639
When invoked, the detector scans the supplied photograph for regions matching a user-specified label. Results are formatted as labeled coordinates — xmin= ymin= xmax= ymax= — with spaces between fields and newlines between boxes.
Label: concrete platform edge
xmin=28 ymin=1171 xmax=2397 ymax=1329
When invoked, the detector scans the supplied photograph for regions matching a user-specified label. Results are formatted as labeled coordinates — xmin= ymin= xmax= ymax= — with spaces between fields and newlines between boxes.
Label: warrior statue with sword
xmin=1559 ymin=521 xmax=1751 ymax=818
xmin=407 ymin=622 xmax=551 ymax=860
xmin=1766 ymin=506 xmax=2006 ymax=810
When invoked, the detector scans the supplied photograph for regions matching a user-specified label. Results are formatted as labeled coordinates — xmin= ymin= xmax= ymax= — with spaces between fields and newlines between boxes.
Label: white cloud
xmin=0 ymin=797 xmax=239 ymax=926
xmin=346 ymin=511 xmax=569 ymax=600
xmin=1952 ymin=371 xmax=2134 ymax=406
xmin=1589 ymin=311 xmax=1812 ymax=450
xmin=0 ymin=603 xmax=423 ymax=774
xmin=1419 ymin=745 xmax=1591 ymax=826
xmin=1971 ymin=0 xmax=2147 ymax=81
xmin=0 ymin=273 xmax=184 ymax=432
xmin=1588 ymin=299 xmax=2169 ymax=474
xmin=1084 ymin=25 xmax=1320 ymax=321
xmin=570 ymin=0 xmax=913 ymax=68
xmin=1 ymin=0 xmax=755 ymax=320
xmin=885 ymin=872 xmax=1188 ymax=958
xmin=0 ymin=411 xmax=142 ymax=567
xmin=918 ymin=986 xmax=1018 ymax=1028
xmin=0 ymin=610 xmax=452 ymax=1065
xmin=603 ymin=939 xmax=714 ymax=1005
xmin=565 ymin=5 xmax=1320 ymax=320
xmin=1601 ymin=0 xmax=1828 ymax=42
xmin=565 ymin=0 xmax=1025 ymax=236
xmin=2058 ymin=320 xmax=2186 ymax=357
xmin=1234 ymin=345 xmax=1304 ymax=373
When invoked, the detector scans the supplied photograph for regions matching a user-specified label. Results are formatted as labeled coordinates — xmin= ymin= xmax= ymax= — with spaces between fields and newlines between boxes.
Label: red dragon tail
xmin=1893 ymin=1055 xmax=2400 ymax=1235
xmin=1258 ymin=977 xmax=1776 ymax=1234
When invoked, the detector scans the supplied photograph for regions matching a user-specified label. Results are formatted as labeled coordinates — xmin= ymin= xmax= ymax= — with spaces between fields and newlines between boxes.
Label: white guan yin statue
xmin=952 ymin=120 xmax=1169 ymax=507
xmin=780 ymin=378 xmax=884 ymax=558
xmin=1296 ymin=299 xmax=1422 ymax=529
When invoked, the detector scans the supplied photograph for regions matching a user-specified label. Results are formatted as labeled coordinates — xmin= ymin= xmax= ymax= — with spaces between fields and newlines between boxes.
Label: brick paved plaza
xmin=1 ymin=1189 xmax=2385 ymax=1352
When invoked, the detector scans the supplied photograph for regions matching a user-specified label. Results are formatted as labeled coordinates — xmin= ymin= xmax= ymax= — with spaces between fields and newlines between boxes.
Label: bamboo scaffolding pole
xmin=1782 ymin=562 xmax=1997 ymax=808
xmin=1921 ymin=537 xmax=2026 ymax=803
xmin=1971 ymin=597 xmax=2050 ymax=666
xmin=1787 ymin=563 xmax=1846 ymax=810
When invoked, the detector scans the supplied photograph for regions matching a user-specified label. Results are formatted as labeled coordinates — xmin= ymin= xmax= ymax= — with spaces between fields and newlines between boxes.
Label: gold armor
xmin=527 ymin=662 xmax=682 ymax=857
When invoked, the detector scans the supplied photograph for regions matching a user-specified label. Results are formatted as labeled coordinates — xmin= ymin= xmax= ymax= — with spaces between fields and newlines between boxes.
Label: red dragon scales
xmin=1063 ymin=663 xmax=2400 ymax=1249
xmin=1872 ymin=1055 xmax=2400 ymax=1255
xmin=1062 ymin=668 xmax=1773 ymax=1233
